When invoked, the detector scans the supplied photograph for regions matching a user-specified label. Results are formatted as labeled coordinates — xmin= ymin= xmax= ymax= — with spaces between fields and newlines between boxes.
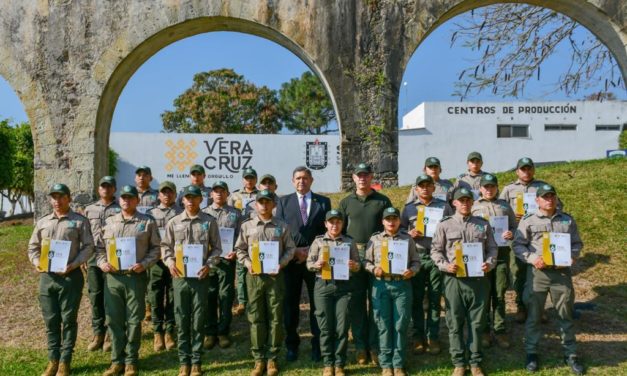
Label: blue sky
xmin=1 ymin=13 xmax=625 ymax=131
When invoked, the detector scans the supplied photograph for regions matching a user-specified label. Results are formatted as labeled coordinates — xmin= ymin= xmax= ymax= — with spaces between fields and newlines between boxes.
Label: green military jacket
xmin=364 ymin=230 xmax=421 ymax=276
xmin=161 ymin=210 xmax=222 ymax=269
xmin=338 ymin=190 xmax=392 ymax=245
xmin=306 ymin=233 xmax=361 ymax=277
xmin=234 ymin=216 xmax=296 ymax=271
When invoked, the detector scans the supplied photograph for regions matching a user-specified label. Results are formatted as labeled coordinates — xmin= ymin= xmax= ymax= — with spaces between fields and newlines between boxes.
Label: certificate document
xmin=387 ymin=240 xmax=409 ymax=275
xmin=253 ymin=241 xmax=279 ymax=274
xmin=329 ymin=245 xmax=350 ymax=281
xmin=219 ymin=227 xmax=235 ymax=257
xmin=543 ymin=232 xmax=572 ymax=267
xmin=455 ymin=242 xmax=484 ymax=277
xmin=108 ymin=237 xmax=136 ymax=271
xmin=489 ymin=216 xmax=509 ymax=246
xmin=181 ymin=244 xmax=204 ymax=278
xmin=40 ymin=239 xmax=71 ymax=273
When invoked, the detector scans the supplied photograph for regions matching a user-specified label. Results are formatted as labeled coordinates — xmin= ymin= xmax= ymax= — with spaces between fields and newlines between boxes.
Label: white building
xmin=398 ymin=101 xmax=626 ymax=185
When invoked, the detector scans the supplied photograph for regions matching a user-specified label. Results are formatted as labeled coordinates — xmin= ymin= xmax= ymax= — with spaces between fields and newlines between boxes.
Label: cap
xmin=325 ymin=209 xmax=343 ymax=221
xmin=424 ymin=157 xmax=441 ymax=167
xmin=382 ymin=207 xmax=400 ymax=218
xmin=517 ymin=157 xmax=535 ymax=169
xmin=189 ymin=164 xmax=205 ymax=174
xmin=242 ymin=167 xmax=257 ymax=178
xmin=212 ymin=180 xmax=229 ymax=192
xmin=467 ymin=152 xmax=483 ymax=161
xmin=536 ymin=184 xmax=557 ymax=197
xmin=256 ymin=189 xmax=276 ymax=202
xmin=158 ymin=181 xmax=177 ymax=193
xmin=353 ymin=162 xmax=372 ymax=174
xmin=480 ymin=173 xmax=498 ymax=186
xmin=182 ymin=185 xmax=202 ymax=197
xmin=49 ymin=183 xmax=70 ymax=196
xmin=453 ymin=188 xmax=474 ymax=201
xmin=135 ymin=165 xmax=152 ymax=175
xmin=260 ymin=174 xmax=276 ymax=184
xmin=415 ymin=174 xmax=434 ymax=185
xmin=119 ymin=185 xmax=138 ymax=198
xmin=99 ymin=176 xmax=116 ymax=187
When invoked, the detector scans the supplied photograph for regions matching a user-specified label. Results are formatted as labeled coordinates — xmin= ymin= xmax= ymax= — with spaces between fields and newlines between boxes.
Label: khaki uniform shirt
xmin=203 ymin=204 xmax=243 ymax=258
xmin=513 ymin=210 xmax=583 ymax=264
xmin=364 ymin=231 xmax=421 ymax=275
xmin=177 ymin=184 xmax=212 ymax=209
xmin=306 ymin=233 xmax=361 ymax=277
xmin=401 ymin=197 xmax=454 ymax=252
xmin=96 ymin=212 xmax=161 ymax=269
xmin=455 ymin=171 xmax=487 ymax=198
xmin=227 ymin=188 xmax=258 ymax=214
xmin=28 ymin=210 xmax=94 ymax=270
xmin=84 ymin=200 xmax=121 ymax=249
xmin=148 ymin=204 xmax=183 ymax=230
xmin=471 ymin=198 xmax=517 ymax=233
xmin=137 ymin=187 xmax=160 ymax=208
xmin=499 ymin=178 xmax=562 ymax=221
xmin=161 ymin=210 xmax=222 ymax=269
xmin=430 ymin=213 xmax=498 ymax=273
xmin=235 ymin=216 xmax=296 ymax=271
xmin=405 ymin=178 xmax=454 ymax=203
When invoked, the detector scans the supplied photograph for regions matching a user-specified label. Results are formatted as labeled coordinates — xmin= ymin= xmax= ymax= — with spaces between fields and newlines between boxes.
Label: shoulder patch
xmin=522 ymin=213 xmax=533 ymax=220
xmin=440 ymin=216 xmax=453 ymax=222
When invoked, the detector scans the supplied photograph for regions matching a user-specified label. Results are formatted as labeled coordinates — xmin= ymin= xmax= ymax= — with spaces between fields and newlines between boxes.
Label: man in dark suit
xmin=275 ymin=166 xmax=331 ymax=362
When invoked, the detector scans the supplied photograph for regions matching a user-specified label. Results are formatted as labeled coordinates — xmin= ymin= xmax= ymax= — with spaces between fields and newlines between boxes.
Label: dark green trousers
xmin=246 ymin=273 xmax=285 ymax=361
xmin=484 ymin=247 xmax=510 ymax=334
xmin=511 ymin=251 xmax=527 ymax=310
xmin=236 ymin=262 xmax=248 ymax=306
xmin=411 ymin=254 xmax=442 ymax=340
xmin=86 ymin=264 xmax=107 ymax=336
xmin=372 ymin=278 xmax=412 ymax=369
xmin=39 ymin=268 xmax=84 ymax=363
xmin=173 ymin=277 xmax=210 ymax=365
xmin=148 ymin=261 xmax=175 ymax=334
xmin=350 ymin=269 xmax=379 ymax=352
xmin=104 ymin=272 xmax=148 ymax=365
xmin=313 ymin=279 xmax=353 ymax=367
xmin=206 ymin=260 xmax=236 ymax=336
xmin=443 ymin=274 xmax=489 ymax=367
xmin=523 ymin=267 xmax=576 ymax=356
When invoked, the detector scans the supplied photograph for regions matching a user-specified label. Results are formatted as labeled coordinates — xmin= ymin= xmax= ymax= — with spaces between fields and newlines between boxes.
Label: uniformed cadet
xmin=431 ymin=188 xmax=498 ymax=376
xmin=500 ymin=157 xmax=556 ymax=323
xmin=455 ymin=152 xmax=488 ymax=200
xmin=176 ymin=164 xmax=212 ymax=210
xmin=84 ymin=176 xmax=120 ymax=353
xmin=162 ymin=184 xmax=222 ymax=376
xmin=28 ymin=183 xmax=94 ymax=376
xmin=338 ymin=162 xmax=392 ymax=366
xmin=364 ymin=207 xmax=420 ymax=376
xmin=307 ymin=210 xmax=360 ymax=376
xmin=146 ymin=181 xmax=183 ymax=352
xmin=203 ymin=181 xmax=242 ymax=350
xmin=400 ymin=174 xmax=454 ymax=355
xmin=471 ymin=173 xmax=516 ymax=349
xmin=244 ymin=174 xmax=278 ymax=218
xmin=405 ymin=157 xmax=455 ymax=204
xmin=513 ymin=184 xmax=584 ymax=375
xmin=235 ymin=189 xmax=296 ymax=376
xmin=229 ymin=167 xmax=260 ymax=316
xmin=97 ymin=185 xmax=161 ymax=376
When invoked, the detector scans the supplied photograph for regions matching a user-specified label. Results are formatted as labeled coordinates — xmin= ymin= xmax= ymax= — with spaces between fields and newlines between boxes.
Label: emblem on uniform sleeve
xmin=305 ymin=139 xmax=328 ymax=170
xmin=274 ymin=227 xmax=282 ymax=237
xmin=228 ymin=212 xmax=237 ymax=224
xmin=138 ymin=223 xmax=146 ymax=232
xmin=202 ymin=222 xmax=209 ymax=231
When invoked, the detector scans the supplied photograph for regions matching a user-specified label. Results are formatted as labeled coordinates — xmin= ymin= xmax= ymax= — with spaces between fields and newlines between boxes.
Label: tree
xmin=450 ymin=4 xmax=625 ymax=100
xmin=161 ymin=69 xmax=282 ymax=134
xmin=108 ymin=148 xmax=119 ymax=177
xmin=0 ymin=120 xmax=34 ymax=216
xmin=278 ymin=72 xmax=336 ymax=134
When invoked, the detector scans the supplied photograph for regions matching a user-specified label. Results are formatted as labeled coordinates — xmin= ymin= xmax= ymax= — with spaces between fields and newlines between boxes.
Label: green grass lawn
xmin=0 ymin=158 xmax=625 ymax=375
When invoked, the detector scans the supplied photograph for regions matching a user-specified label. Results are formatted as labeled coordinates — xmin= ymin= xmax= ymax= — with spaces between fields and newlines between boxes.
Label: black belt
xmin=376 ymin=275 xmax=405 ymax=282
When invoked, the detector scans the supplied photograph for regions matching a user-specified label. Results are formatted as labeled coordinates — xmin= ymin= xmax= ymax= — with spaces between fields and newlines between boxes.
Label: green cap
xmin=256 ymin=189 xmax=275 ymax=202
xmin=189 ymin=164 xmax=205 ymax=174
xmin=135 ymin=165 xmax=152 ymax=175
xmin=99 ymin=176 xmax=117 ymax=187
xmin=467 ymin=151 xmax=483 ymax=161
xmin=325 ymin=209 xmax=343 ymax=221
xmin=424 ymin=157 xmax=441 ymax=167
xmin=353 ymin=162 xmax=372 ymax=174
xmin=212 ymin=180 xmax=229 ymax=192
xmin=382 ymin=207 xmax=400 ymax=218
xmin=536 ymin=184 xmax=557 ymax=197
xmin=49 ymin=183 xmax=71 ymax=196
xmin=517 ymin=157 xmax=535 ymax=169
xmin=242 ymin=167 xmax=257 ymax=178
xmin=415 ymin=174 xmax=434 ymax=185
xmin=453 ymin=187 xmax=474 ymax=201
xmin=480 ymin=173 xmax=498 ymax=187
xmin=260 ymin=174 xmax=276 ymax=184
xmin=182 ymin=185 xmax=202 ymax=197
xmin=158 ymin=181 xmax=177 ymax=193
xmin=120 ymin=185 xmax=138 ymax=198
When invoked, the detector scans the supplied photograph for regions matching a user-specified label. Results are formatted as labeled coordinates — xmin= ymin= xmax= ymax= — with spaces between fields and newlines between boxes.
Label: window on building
xmin=497 ymin=124 xmax=529 ymax=138
xmin=595 ymin=124 xmax=621 ymax=131
xmin=545 ymin=124 xmax=577 ymax=131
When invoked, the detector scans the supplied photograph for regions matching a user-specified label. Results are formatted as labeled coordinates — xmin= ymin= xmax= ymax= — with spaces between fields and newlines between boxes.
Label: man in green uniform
xmin=176 ymin=164 xmax=212 ymax=209
xmin=84 ymin=176 xmax=120 ymax=353
xmin=471 ymin=173 xmax=516 ymax=349
xmin=229 ymin=167 xmax=259 ymax=316
xmin=244 ymin=174 xmax=278 ymax=218
xmin=97 ymin=185 xmax=161 ymax=376
xmin=406 ymin=157 xmax=455 ymax=204
xmin=431 ymin=188 xmax=498 ymax=376
xmin=28 ymin=183 xmax=94 ymax=376
xmin=513 ymin=184 xmax=584 ymax=375
xmin=365 ymin=207 xmax=420 ymax=376
xmin=147 ymin=181 xmax=182 ymax=352
xmin=162 ymin=184 xmax=222 ymax=376
xmin=400 ymin=174 xmax=453 ymax=355
xmin=338 ymin=163 xmax=392 ymax=365
xmin=455 ymin=152 xmax=488 ymax=200
xmin=203 ymin=181 xmax=242 ymax=350
xmin=307 ymin=210 xmax=361 ymax=376
xmin=235 ymin=189 xmax=296 ymax=376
